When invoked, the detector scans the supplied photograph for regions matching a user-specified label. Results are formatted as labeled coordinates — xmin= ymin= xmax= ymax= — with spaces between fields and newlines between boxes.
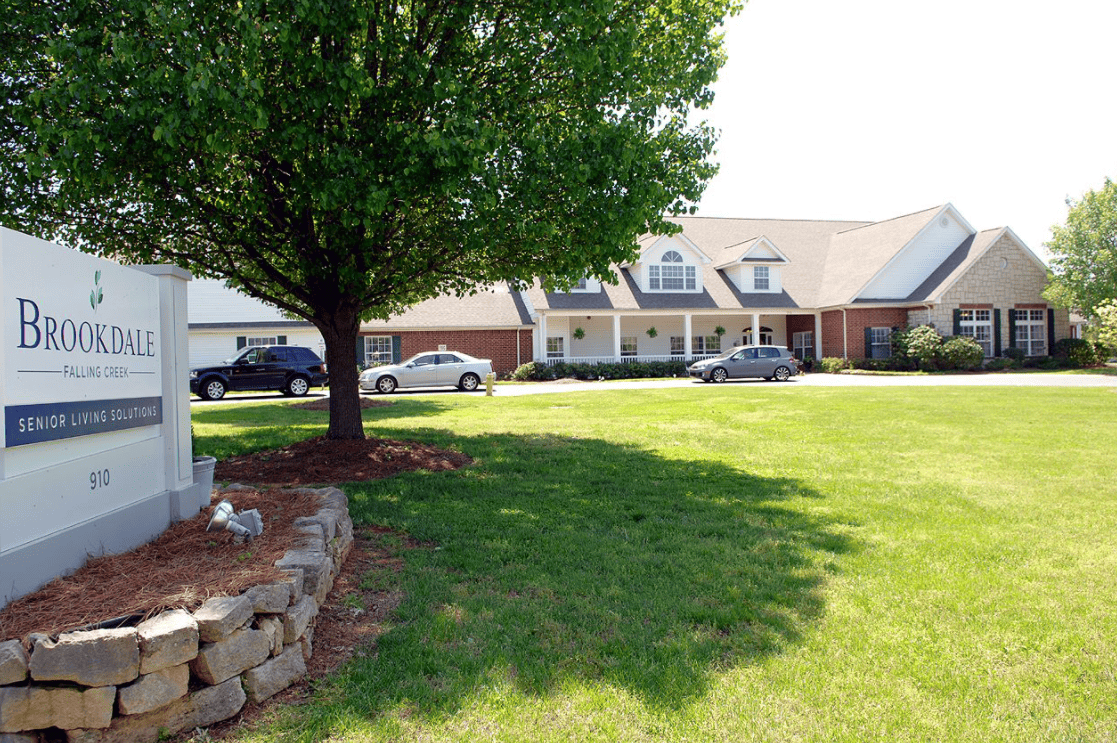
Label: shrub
xmin=895 ymin=325 xmax=944 ymax=370
xmin=1051 ymin=338 xmax=1099 ymax=367
xmin=511 ymin=359 xmax=687 ymax=381
xmin=819 ymin=357 xmax=849 ymax=373
xmin=1003 ymin=346 xmax=1026 ymax=362
xmin=511 ymin=361 xmax=543 ymax=381
xmin=983 ymin=357 xmax=1017 ymax=371
xmin=940 ymin=336 xmax=985 ymax=370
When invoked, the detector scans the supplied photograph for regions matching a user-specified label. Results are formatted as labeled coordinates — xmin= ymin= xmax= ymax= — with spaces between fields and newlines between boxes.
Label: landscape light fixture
xmin=206 ymin=500 xmax=264 ymax=541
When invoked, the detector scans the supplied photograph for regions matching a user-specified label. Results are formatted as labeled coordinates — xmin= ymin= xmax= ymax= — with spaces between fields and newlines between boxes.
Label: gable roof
xmin=362 ymin=285 xmax=534 ymax=330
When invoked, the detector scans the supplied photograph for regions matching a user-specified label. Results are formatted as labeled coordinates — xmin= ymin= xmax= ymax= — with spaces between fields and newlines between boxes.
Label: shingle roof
xmin=361 ymin=285 xmax=533 ymax=330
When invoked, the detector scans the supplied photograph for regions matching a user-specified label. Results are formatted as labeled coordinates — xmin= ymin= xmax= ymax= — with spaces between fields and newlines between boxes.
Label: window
xmin=753 ymin=266 xmax=770 ymax=291
xmin=670 ymin=336 xmax=686 ymax=355
xmin=573 ymin=278 xmax=588 ymax=291
xmin=247 ymin=336 xmax=277 ymax=348
xmin=692 ymin=335 xmax=721 ymax=354
xmin=743 ymin=326 xmax=773 ymax=345
xmin=869 ymin=327 xmax=891 ymax=359
xmin=546 ymin=336 xmax=564 ymax=358
xmin=793 ymin=331 xmax=814 ymax=360
xmin=364 ymin=336 xmax=393 ymax=365
xmin=621 ymin=336 xmax=638 ymax=357
xmin=959 ymin=310 xmax=993 ymax=357
xmin=1015 ymin=309 xmax=1046 ymax=356
xmin=648 ymin=250 xmax=697 ymax=291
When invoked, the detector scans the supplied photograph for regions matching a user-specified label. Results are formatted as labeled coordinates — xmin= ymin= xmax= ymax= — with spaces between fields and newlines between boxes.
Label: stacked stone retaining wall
xmin=0 ymin=486 xmax=353 ymax=742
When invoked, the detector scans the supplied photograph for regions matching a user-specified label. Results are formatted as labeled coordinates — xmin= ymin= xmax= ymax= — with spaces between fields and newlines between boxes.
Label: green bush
xmin=894 ymin=325 xmax=944 ymax=370
xmin=940 ymin=336 xmax=985 ymax=370
xmin=983 ymin=357 xmax=1018 ymax=371
xmin=1003 ymin=347 xmax=1026 ymax=362
xmin=820 ymin=357 xmax=849 ymax=373
xmin=510 ymin=361 xmax=543 ymax=381
xmin=1051 ymin=338 xmax=1100 ymax=367
xmin=513 ymin=360 xmax=688 ymax=381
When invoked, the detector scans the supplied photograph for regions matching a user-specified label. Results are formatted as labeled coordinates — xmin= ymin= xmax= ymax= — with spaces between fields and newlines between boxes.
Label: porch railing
xmin=540 ymin=353 xmax=721 ymax=367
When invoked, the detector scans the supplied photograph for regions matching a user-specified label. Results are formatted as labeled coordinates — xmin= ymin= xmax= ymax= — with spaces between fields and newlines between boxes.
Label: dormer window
xmin=649 ymin=250 xmax=697 ymax=291
xmin=573 ymin=278 xmax=587 ymax=290
xmin=754 ymin=266 xmax=769 ymax=291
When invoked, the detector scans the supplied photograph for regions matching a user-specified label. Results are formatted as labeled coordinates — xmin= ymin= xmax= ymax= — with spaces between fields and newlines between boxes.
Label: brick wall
xmin=362 ymin=330 xmax=533 ymax=376
xmin=820 ymin=308 xmax=909 ymax=358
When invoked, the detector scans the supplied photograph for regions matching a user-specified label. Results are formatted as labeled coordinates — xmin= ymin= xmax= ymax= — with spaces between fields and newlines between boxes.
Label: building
xmin=188 ymin=204 xmax=1066 ymax=374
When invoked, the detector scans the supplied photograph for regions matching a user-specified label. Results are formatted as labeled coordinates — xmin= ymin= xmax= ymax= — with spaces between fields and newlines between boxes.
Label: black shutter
xmin=863 ymin=327 xmax=873 ymax=358
xmin=277 ymin=335 xmax=287 ymax=345
xmin=993 ymin=309 xmax=1002 ymax=356
xmin=236 ymin=336 xmax=247 ymax=350
xmin=1047 ymin=309 xmax=1056 ymax=354
xmin=952 ymin=309 xmax=962 ymax=337
xmin=1007 ymin=310 xmax=1017 ymax=349
xmin=392 ymin=335 xmax=402 ymax=363
xmin=356 ymin=336 xmax=364 ymax=365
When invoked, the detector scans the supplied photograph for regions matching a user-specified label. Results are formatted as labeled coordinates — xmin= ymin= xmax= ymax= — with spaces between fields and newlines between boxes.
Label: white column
xmin=684 ymin=314 xmax=693 ymax=361
xmin=814 ymin=312 xmax=822 ymax=359
xmin=752 ymin=313 xmax=761 ymax=345
xmin=538 ymin=313 xmax=547 ymax=361
xmin=613 ymin=315 xmax=622 ymax=361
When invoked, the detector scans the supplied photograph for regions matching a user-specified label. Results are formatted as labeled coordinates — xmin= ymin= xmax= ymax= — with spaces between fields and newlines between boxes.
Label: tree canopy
xmin=1043 ymin=177 xmax=1117 ymax=318
xmin=1 ymin=0 xmax=738 ymax=438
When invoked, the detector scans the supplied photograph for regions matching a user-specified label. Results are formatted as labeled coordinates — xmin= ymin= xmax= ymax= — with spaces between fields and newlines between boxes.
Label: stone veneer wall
xmin=0 ymin=486 xmax=353 ymax=742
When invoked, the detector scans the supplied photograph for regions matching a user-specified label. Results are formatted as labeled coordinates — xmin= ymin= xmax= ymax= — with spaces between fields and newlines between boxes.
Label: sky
xmin=694 ymin=0 xmax=1117 ymax=262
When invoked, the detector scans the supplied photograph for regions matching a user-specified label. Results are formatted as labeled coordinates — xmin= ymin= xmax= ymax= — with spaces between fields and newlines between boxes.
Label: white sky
xmin=695 ymin=0 xmax=1117 ymax=262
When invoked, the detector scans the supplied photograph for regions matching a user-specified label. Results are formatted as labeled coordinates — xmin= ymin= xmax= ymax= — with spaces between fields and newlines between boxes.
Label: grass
xmin=191 ymin=384 xmax=1117 ymax=742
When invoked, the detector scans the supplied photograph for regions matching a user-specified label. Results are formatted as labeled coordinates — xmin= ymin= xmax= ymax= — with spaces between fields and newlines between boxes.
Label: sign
xmin=3 ymin=231 xmax=163 ymax=451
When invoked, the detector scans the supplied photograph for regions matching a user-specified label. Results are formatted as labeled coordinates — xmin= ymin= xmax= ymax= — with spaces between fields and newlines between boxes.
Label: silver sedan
xmin=688 ymin=345 xmax=800 ymax=382
xmin=359 ymin=351 xmax=493 ymax=394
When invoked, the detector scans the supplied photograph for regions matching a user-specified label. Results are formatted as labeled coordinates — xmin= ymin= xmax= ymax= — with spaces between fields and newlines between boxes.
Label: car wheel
xmin=711 ymin=367 xmax=729 ymax=383
xmin=376 ymin=375 xmax=397 ymax=394
xmin=286 ymin=376 xmax=310 ymax=396
xmin=459 ymin=373 xmax=480 ymax=391
xmin=202 ymin=378 xmax=227 ymax=400
xmin=774 ymin=365 xmax=791 ymax=381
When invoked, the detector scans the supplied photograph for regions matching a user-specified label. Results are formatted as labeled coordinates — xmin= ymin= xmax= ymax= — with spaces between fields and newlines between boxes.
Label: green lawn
xmin=192 ymin=385 xmax=1117 ymax=742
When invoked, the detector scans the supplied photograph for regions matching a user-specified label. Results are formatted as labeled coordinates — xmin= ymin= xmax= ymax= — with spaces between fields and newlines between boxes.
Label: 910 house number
xmin=90 ymin=469 xmax=110 ymax=490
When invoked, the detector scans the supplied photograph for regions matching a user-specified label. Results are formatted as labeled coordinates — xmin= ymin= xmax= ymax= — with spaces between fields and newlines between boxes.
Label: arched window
xmin=743 ymin=326 xmax=773 ymax=345
xmin=649 ymin=250 xmax=696 ymax=291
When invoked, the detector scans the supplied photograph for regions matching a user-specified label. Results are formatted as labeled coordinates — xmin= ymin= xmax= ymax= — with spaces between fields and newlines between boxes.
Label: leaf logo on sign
xmin=90 ymin=270 xmax=104 ymax=311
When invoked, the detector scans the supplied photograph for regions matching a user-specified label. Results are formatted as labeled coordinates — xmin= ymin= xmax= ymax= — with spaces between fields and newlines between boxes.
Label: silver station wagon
xmin=688 ymin=345 xmax=800 ymax=383
xmin=359 ymin=351 xmax=493 ymax=394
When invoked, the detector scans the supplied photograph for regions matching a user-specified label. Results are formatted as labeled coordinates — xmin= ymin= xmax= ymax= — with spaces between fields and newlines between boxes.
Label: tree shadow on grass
xmin=305 ymin=430 xmax=854 ymax=732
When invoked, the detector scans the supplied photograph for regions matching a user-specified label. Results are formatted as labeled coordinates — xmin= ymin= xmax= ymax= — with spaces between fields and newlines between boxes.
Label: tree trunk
xmin=318 ymin=316 xmax=366 ymax=440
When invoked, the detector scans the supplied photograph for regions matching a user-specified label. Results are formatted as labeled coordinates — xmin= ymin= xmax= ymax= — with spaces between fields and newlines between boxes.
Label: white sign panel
xmin=1 ymin=227 xmax=166 ymax=554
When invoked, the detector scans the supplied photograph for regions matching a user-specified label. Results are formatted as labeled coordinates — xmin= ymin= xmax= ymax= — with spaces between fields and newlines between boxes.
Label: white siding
xmin=188 ymin=328 xmax=325 ymax=367
xmin=189 ymin=279 xmax=291 ymax=324
xmin=859 ymin=212 xmax=972 ymax=299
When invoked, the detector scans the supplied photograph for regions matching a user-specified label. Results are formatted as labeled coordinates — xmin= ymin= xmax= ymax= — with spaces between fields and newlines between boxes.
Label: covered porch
xmin=535 ymin=311 xmax=822 ymax=365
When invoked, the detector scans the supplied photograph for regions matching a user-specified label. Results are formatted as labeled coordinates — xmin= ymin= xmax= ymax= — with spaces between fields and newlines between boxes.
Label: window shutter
xmin=863 ymin=327 xmax=873 ymax=358
xmin=952 ymin=309 xmax=962 ymax=337
xmin=1007 ymin=309 xmax=1017 ymax=348
xmin=356 ymin=337 xmax=365 ymax=365
xmin=277 ymin=335 xmax=287 ymax=345
xmin=993 ymin=309 xmax=1002 ymax=356
xmin=1047 ymin=309 xmax=1055 ymax=354
xmin=236 ymin=336 xmax=247 ymax=350
xmin=392 ymin=335 xmax=402 ymax=363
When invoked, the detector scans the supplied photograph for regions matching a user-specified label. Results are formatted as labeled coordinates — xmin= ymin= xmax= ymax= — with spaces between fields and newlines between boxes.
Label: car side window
xmin=743 ymin=348 xmax=758 ymax=359
xmin=271 ymin=348 xmax=288 ymax=362
xmin=759 ymin=347 xmax=780 ymax=358
xmin=440 ymin=354 xmax=462 ymax=364
xmin=413 ymin=355 xmax=436 ymax=366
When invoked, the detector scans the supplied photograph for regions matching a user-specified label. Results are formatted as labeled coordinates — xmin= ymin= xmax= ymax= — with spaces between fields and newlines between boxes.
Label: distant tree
xmin=1 ymin=0 xmax=738 ymax=439
xmin=1043 ymin=178 xmax=1117 ymax=318
xmin=1093 ymin=299 xmax=1117 ymax=354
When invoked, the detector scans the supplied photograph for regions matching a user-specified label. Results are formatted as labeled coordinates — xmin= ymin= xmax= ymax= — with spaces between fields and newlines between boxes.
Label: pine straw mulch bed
xmin=0 ymin=428 xmax=473 ymax=740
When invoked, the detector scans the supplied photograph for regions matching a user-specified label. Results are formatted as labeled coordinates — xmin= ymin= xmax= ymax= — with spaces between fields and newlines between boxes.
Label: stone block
xmin=275 ymin=550 xmax=332 ymax=599
xmin=193 ymin=595 xmax=253 ymax=643
xmin=0 ymin=684 xmax=115 ymax=733
xmin=4 ymin=732 xmax=43 ymax=743
xmin=243 ymin=645 xmax=307 ymax=704
xmin=190 ymin=675 xmax=247 ymax=728
xmin=190 ymin=628 xmax=270 ymax=686
xmin=0 ymin=640 xmax=29 ymax=685
xmin=244 ymin=582 xmax=291 ymax=613
xmin=278 ymin=569 xmax=304 ymax=603
xmin=283 ymin=595 xmax=318 ymax=645
xmin=257 ymin=616 xmax=284 ymax=657
xmin=116 ymin=662 xmax=190 ymax=716
xmin=137 ymin=609 xmax=199 ymax=674
xmin=29 ymin=628 xmax=139 ymax=687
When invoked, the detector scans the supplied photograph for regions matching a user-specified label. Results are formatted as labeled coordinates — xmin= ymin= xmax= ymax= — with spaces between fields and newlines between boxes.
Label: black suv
xmin=190 ymin=345 xmax=329 ymax=400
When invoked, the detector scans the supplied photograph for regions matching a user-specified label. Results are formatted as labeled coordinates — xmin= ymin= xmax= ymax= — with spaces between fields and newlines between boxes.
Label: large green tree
xmin=1043 ymin=177 xmax=1117 ymax=318
xmin=1 ymin=0 xmax=737 ymax=438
